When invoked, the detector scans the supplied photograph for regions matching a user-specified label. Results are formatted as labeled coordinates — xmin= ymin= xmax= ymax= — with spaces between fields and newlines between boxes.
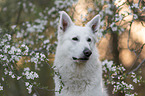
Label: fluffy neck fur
xmin=54 ymin=48 xmax=106 ymax=96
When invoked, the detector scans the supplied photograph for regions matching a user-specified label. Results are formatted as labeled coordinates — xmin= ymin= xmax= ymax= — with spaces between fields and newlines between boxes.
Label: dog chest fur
xmin=53 ymin=11 xmax=108 ymax=96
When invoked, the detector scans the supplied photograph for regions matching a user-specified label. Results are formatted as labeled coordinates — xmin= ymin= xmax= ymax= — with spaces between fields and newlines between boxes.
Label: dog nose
xmin=83 ymin=48 xmax=92 ymax=57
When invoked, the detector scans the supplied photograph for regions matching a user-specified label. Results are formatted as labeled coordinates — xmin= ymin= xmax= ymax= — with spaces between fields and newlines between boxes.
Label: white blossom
xmin=44 ymin=39 xmax=50 ymax=44
xmin=21 ymin=44 xmax=29 ymax=53
xmin=27 ymin=84 xmax=33 ymax=94
xmin=25 ymin=82 xmax=29 ymax=86
xmin=5 ymin=34 xmax=11 ymax=41
xmin=131 ymin=3 xmax=139 ymax=9
xmin=114 ymin=0 xmax=126 ymax=7
xmin=105 ymin=4 xmax=113 ymax=15
xmin=11 ymin=25 xmax=17 ymax=29
xmin=17 ymin=76 xmax=22 ymax=80
xmin=3 ymin=7 xmax=7 ymax=11
xmin=11 ymin=74 xmax=15 ymax=78
xmin=9 ymin=71 xmax=13 ymax=76
xmin=16 ymin=32 xmax=23 ymax=38
xmin=133 ymin=14 xmax=138 ymax=19
xmin=0 ymin=85 xmax=3 ymax=91
xmin=2 ymin=77 xmax=4 ymax=81
xmin=4 ymin=68 xmax=8 ymax=75
xmin=33 ymin=93 xmax=37 ymax=96
xmin=24 ymin=67 xmax=30 ymax=71
xmin=3 ymin=45 xmax=10 ymax=53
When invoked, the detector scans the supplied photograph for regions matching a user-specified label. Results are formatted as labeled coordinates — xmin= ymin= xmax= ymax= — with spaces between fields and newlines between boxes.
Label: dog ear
xmin=59 ymin=11 xmax=73 ymax=32
xmin=86 ymin=15 xmax=100 ymax=33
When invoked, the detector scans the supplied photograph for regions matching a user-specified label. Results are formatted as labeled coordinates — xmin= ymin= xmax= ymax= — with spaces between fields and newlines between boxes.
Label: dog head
xmin=57 ymin=11 xmax=100 ymax=63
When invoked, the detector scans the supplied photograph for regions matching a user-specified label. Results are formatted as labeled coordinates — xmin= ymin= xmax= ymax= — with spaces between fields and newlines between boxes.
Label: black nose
xmin=83 ymin=48 xmax=92 ymax=57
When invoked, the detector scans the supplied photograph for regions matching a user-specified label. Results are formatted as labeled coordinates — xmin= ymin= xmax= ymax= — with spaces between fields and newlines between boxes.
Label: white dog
xmin=53 ymin=11 xmax=108 ymax=96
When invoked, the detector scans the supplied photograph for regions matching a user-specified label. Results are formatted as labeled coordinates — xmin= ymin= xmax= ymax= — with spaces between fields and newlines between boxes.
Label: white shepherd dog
xmin=54 ymin=11 xmax=108 ymax=96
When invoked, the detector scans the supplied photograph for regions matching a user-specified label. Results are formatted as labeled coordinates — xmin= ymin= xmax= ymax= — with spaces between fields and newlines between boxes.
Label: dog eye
xmin=87 ymin=38 xmax=92 ymax=42
xmin=72 ymin=37 xmax=79 ymax=41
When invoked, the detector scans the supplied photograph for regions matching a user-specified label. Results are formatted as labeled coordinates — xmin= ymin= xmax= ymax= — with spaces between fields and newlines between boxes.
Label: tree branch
xmin=16 ymin=2 xmax=23 ymax=25
xmin=127 ymin=59 xmax=145 ymax=75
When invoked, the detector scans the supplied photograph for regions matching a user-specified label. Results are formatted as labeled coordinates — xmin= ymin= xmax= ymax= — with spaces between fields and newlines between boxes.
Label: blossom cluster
xmin=130 ymin=72 xmax=143 ymax=85
xmin=25 ymin=82 xmax=33 ymax=94
xmin=22 ymin=67 xmax=39 ymax=80
xmin=22 ymin=67 xmax=39 ymax=94
xmin=102 ymin=60 xmax=144 ymax=95
xmin=0 ymin=0 xmax=144 ymax=95
xmin=0 ymin=0 xmax=73 ymax=96
xmin=45 ymin=0 xmax=76 ymax=27
xmin=113 ymin=81 xmax=134 ymax=93
xmin=0 ymin=0 xmax=75 ymax=95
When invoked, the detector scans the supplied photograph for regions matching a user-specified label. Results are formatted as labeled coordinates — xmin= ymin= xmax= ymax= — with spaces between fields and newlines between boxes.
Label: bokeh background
xmin=0 ymin=0 xmax=145 ymax=96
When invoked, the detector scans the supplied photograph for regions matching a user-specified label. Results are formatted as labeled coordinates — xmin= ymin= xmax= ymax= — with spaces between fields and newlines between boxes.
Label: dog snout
xmin=83 ymin=48 xmax=92 ymax=57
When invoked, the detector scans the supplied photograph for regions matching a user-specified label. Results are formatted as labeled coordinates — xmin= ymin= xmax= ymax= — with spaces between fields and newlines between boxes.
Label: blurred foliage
xmin=0 ymin=0 xmax=145 ymax=96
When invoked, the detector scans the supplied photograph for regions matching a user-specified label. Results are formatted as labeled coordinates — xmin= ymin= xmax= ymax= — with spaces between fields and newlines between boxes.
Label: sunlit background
xmin=0 ymin=0 xmax=145 ymax=96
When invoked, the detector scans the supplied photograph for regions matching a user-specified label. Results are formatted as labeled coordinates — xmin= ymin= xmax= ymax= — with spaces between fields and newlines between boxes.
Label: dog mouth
xmin=72 ymin=57 xmax=89 ymax=61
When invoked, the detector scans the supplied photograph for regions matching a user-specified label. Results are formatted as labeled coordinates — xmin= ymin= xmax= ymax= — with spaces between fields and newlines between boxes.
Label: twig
xmin=127 ymin=59 xmax=145 ymax=75
xmin=138 ymin=0 xmax=142 ymax=6
xmin=33 ymin=86 xmax=41 ymax=96
xmin=127 ymin=43 xmax=145 ymax=71
xmin=141 ymin=22 xmax=145 ymax=27
xmin=126 ymin=18 xmax=145 ymax=73
xmin=114 ymin=58 xmax=145 ymax=78
xmin=35 ymin=86 xmax=55 ymax=92
xmin=16 ymin=1 xmax=23 ymax=25
xmin=127 ymin=20 xmax=134 ymax=53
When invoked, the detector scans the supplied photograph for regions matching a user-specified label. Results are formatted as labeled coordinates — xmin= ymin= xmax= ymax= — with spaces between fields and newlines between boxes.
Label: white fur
xmin=54 ymin=11 xmax=108 ymax=96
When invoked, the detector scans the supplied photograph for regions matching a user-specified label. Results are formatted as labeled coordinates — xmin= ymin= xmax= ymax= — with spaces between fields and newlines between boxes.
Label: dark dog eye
xmin=72 ymin=37 xmax=79 ymax=41
xmin=87 ymin=38 xmax=91 ymax=42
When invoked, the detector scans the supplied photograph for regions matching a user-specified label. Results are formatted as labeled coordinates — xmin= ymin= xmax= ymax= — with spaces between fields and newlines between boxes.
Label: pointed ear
xmin=59 ymin=11 xmax=73 ymax=32
xmin=86 ymin=15 xmax=100 ymax=33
